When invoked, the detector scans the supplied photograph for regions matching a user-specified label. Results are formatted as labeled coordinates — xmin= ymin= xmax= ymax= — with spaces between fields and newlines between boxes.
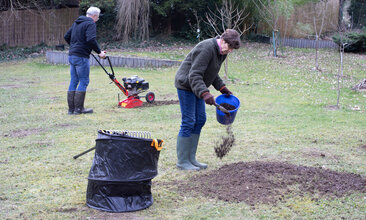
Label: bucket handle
xmin=151 ymin=139 xmax=164 ymax=151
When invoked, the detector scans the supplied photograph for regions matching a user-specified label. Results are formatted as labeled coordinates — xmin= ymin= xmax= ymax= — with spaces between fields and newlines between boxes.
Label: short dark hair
xmin=221 ymin=29 xmax=241 ymax=49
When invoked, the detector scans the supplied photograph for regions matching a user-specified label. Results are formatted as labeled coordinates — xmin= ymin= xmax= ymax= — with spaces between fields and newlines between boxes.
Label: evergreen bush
xmin=332 ymin=28 xmax=366 ymax=53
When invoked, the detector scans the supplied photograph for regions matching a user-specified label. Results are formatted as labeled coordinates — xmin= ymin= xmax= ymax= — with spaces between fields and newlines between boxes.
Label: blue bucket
xmin=215 ymin=94 xmax=240 ymax=125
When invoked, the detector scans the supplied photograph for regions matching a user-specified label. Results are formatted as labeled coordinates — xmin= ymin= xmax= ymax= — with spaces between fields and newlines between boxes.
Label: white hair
xmin=86 ymin=7 xmax=101 ymax=16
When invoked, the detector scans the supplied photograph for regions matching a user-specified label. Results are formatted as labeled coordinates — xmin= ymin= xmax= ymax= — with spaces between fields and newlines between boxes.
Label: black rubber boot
xmin=67 ymin=91 xmax=75 ymax=115
xmin=74 ymin=91 xmax=93 ymax=114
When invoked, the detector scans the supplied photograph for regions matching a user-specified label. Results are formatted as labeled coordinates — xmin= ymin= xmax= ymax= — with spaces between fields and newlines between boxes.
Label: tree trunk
xmin=315 ymin=35 xmax=319 ymax=70
xmin=337 ymin=43 xmax=344 ymax=108
xmin=338 ymin=0 xmax=346 ymax=29
xmin=115 ymin=0 xmax=149 ymax=42
xmin=224 ymin=58 xmax=228 ymax=80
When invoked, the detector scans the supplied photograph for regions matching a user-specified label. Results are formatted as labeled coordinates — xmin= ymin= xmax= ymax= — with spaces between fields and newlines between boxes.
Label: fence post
xmin=272 ymin=30 xmax=277 ymax=57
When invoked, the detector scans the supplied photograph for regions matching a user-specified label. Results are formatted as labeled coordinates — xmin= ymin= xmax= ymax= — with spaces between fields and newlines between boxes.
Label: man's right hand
xmin=201 ymin=92 xmax=215 ymax=105
xmin=98 ymin=51 xmax=106 ymax=59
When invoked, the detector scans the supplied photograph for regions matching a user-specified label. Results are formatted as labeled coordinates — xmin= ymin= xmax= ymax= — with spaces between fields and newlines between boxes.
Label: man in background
xmin=64 ymin=6 xmax=106 ymax=115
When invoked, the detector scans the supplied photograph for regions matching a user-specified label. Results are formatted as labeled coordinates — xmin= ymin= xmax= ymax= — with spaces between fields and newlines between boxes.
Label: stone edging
xmin=46 ymin=51 xmax=181 ymax=68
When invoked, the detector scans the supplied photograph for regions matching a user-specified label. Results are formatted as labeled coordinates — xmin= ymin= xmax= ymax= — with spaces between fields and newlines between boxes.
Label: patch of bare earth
xmin=352 ymin=78 xmax=366 ymax=91
xmin=325 ymin=105 xmax=339 ymax=110
xmin=140 ymin=100 xmax=179 ymax=108
xmin=85 ymin=212 xmax=147 ymax=220
xmin=0 ymin=84 xmax=23 ymax=89
xmin=301 ymin=148 xmax=340 ymax=160
xmin=176 ymin=161 xmax=366 ymax=206
xmin=3 ymin=128 xmax=44 ymax=138
xmin=55 ymin=206 xmax=147 ymax=220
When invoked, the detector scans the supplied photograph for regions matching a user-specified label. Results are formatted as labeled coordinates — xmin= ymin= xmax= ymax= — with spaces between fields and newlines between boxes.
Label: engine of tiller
xmin=119 ymin=75 xmax=155 ymax=108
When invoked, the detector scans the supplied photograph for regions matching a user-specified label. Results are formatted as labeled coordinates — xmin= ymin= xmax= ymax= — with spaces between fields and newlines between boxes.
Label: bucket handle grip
xmin=151 ymin=139 xmax=164 ymax=151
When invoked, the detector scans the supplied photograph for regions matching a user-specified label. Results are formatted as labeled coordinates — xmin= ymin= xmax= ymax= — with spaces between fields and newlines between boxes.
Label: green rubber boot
xmin=176 ymin=136 xmax=200 ymax=171
xmin=190 ymin=134 xmax=208 ymax=169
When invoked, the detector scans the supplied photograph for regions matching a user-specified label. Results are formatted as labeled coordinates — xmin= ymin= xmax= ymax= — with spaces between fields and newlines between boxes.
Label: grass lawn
xmin=0 ymin=42 xmax=365 ymax=219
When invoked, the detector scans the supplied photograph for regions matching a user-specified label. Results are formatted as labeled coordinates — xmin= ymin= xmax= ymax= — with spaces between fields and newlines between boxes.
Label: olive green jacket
xmin=174 ymin=38 xmax=227 ymax=98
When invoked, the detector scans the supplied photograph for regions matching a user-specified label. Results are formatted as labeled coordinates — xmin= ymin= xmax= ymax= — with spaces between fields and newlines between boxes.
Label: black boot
xmin=67 ymin=91 xmax=75 ymax=115
xmin=74 ymin=91 xmax=93 ymax=114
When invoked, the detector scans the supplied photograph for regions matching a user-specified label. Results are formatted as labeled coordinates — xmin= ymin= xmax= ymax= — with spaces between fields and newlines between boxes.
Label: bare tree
xmin=0 ymin=0 xmax=48 ymax=19
xmin=252 ymin=0 xmax=282 ymax=56
xmin=252 ymin=0 xmax=299 ymax=57
xmin=115 ymin=0 xmax=149 ymax=42
xmin=205 ymin=0 xmax=250 ymax=36
xmin=187 ymin=9 xmax=202 ymax=42
xmin=335 ymin=40 xmax=345 ymax=109
xmin=204 ymin=0 xmax=251 ymax=80
xmin=327 ymin=2 xmax=348 ymax=110
xmin=311 ymin=0 xmax=329 ymax=71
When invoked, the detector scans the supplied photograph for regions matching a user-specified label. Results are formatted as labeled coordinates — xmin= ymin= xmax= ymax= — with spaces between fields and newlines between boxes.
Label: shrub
xmin=332 ymin=28 xmax=366 ymax=53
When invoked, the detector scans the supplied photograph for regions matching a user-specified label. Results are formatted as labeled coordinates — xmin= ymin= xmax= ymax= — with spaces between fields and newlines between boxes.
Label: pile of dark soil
xmin=220 ymin=103 xmax=236 ymax=111
xmin=178 ymin=161 xmax=366 ymax=205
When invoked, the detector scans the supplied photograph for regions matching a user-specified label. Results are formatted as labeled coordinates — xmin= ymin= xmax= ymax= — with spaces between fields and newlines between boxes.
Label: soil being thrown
xmin=214 ymin=125 xmax=235 ymax=159
xmin=177 ymin=161 xmax=366 ymax=205
xmin=214 ymin=102 xmax=236 ymax=159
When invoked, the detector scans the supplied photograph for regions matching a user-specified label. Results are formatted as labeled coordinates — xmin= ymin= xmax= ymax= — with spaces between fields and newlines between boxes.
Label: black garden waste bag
xmin=86 ymin=130 xmax=163 ymax=213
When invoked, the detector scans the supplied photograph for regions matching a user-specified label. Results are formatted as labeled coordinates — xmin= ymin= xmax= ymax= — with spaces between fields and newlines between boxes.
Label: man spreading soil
xmin=174 ymin=29 xmax=241 ymax=171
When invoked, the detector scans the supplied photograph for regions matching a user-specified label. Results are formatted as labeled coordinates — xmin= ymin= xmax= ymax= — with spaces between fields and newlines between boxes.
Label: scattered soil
xmin=352 ymin=78 xmax=366 ymax=91
xmin=55 ymin=206 xmax=146 ymax=220
xmin=3 ymin=128 xmax=44 ymax=138
xmin=325 ymin=105 xmax=340 ymax=110
xmin=0 ymin=84 xmax=23 ymax=89
xmin=177 ymin=161 xmax=366 ymax=205
xmin=140 ymin=100 xmax=179 ymax=108
xmin=214 ymin=102 xmax=237 ymax=159
xmin=88 ymin=212 xmax=146 ymax=220
xmin=57 ymin=207 xmax=78 ymax=212
xmin=301 ymin=148 xmax=340 ymax=160
xmin=54 ymin=123 xmax=75 ymax=128
xmin=214 ymin=125 xmax=235 ymax=159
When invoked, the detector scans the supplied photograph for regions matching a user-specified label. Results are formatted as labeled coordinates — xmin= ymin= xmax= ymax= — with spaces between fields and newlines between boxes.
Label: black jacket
xmin=64 ymin=16 xmax=101 ymax=58
xmin=175 ymin=38 xmax=226 ymax=98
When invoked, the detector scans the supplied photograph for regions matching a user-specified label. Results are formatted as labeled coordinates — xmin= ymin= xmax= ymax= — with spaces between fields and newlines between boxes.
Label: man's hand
xmin=201 ymin=92 xmax=215 ymax=105
xmin=220 ymin=86 xmax=232 ymax=96
xmin=98 ymin=51 xmax=106 ymax=59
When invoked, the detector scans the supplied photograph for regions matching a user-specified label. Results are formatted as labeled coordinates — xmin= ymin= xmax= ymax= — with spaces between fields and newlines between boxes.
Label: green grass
xmin=1 ymin=43 xmax=365 ymax=219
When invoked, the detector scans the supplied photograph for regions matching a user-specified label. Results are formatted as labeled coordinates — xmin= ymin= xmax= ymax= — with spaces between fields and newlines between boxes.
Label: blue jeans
xmin=177 ymin=89 xmax=206 ymax=137
xmin=68 ymin=55 xmax=90 ymax=92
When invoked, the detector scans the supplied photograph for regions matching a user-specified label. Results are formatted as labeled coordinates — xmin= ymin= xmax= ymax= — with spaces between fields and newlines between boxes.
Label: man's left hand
xmin=220 ymin=86 xmax=232 ymax=96
xmin=99 ymin=51 xmax=106 ymax=59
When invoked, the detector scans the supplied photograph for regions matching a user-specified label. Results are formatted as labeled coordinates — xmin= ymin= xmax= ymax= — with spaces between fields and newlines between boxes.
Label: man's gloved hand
xmin=201 ymin=92 xmax=215 ymax=105
xmin=99 ymin=51 xmax=107 ymax=59
xmin=220 ymin=86 xmax=232 ymax=96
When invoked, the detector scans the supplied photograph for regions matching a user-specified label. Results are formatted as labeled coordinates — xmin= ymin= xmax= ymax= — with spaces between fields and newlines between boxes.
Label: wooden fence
xmin=277 ymin=38 xmax=338 ymax=49
xmin=0 ymin=8 xmax=79 ymax=47
xmin=257 ymin=0 xmax=340 ymax=38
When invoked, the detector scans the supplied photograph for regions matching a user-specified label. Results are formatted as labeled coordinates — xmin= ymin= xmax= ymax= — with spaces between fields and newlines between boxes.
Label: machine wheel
xmin=145 ymin=92 xmax=155 ymax=103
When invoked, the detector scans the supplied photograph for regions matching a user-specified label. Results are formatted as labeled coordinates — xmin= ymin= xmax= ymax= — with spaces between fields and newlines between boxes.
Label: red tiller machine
xmin=92 ymin=54 xmax=155 ymax=108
